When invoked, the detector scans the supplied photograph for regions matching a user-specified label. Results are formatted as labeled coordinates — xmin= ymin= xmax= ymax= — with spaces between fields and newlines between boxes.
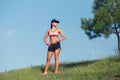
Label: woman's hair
xmin=50 ymin=24 xmax=52 ymax=29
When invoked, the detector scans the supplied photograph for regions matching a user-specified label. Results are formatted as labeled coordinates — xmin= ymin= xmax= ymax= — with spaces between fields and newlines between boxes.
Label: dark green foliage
xmin=81 ymin=0 xmax=120 ymax=53
xmin=81 ymin=0 xmax=120 ymax=39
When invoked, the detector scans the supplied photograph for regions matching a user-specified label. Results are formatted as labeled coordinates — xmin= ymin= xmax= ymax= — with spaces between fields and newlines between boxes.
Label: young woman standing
xmin=43 ymin=19 xmax=66 ymax=75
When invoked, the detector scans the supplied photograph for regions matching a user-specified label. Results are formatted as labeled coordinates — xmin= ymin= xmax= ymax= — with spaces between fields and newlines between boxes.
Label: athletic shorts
xmin=48 ymin=42 xmax=61 ymax=52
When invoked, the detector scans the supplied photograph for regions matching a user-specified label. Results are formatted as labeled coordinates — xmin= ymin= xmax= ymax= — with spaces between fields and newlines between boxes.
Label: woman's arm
xmin=58 ymin=29 xmax=66 ymax=42
xmin=43 ymin=30 xmax=50 ymax=46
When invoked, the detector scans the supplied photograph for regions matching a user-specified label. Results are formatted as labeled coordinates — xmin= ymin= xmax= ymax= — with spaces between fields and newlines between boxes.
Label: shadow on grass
xmin=60 ymin=60 xmax=97 ymax=68
xmin=32 ymin=60 xmax=98 ymax=73
xmin=38 ymin=65 xmax=55 ymax=73
xmin=109 ymin=75 xmax=120 ymax=80
xmin=31 ymin=65 xmax=45 ymax=73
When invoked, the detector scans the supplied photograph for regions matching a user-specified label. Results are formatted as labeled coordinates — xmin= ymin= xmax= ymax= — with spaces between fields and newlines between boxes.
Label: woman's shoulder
xmin=57 ymin=28 xmax=62 ymax=31
xmin=57 ymin=28 xmax=63 ymax=33
xmin=57 ymin=28 xmax=61 ymax=30
xmin=47 ymin=29 xmax=51 ymax=32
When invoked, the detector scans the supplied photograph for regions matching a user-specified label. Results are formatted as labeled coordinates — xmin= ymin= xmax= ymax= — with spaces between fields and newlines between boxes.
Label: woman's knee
xmin=47 ymin=57 xmax=51 ymax=62
xmin=54 ymin=56 xmax=58 ymax=60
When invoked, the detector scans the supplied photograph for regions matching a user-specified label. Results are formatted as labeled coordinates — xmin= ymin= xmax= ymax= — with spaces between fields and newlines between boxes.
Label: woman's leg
xmin=54 ymin=48 xmax=61 ymax=74
xmin=43 ymin=51 xmax=53 ymax=75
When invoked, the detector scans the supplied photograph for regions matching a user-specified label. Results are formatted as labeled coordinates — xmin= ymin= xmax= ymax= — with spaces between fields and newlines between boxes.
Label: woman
xmin=43 ymin=19 xmax=66 ymax=75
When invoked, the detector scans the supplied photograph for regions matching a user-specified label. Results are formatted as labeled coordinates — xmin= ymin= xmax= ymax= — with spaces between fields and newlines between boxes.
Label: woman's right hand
xmin=46 ymin=42 xmax=51 ymax=46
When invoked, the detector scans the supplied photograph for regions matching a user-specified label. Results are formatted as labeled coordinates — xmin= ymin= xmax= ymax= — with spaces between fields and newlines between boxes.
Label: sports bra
xmin=49 ymin=29 xmax=59 ymax=37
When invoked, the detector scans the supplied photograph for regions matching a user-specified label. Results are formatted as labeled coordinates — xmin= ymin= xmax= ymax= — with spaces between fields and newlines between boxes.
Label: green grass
xmin=0 ymin=56 xmax=120 ymax=80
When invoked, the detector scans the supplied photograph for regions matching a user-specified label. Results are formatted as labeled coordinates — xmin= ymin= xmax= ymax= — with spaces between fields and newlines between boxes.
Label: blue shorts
xmin=48 ymin=42 xmax=61 ymax=52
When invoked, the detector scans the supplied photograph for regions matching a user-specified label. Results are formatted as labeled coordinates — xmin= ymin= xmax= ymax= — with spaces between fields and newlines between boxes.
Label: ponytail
xmin=50 ymin=24 xmax=52 ymax=29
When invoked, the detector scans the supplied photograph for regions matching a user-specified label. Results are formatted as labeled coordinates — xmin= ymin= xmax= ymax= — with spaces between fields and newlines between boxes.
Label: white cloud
xmin=4 ymin=29 xmax=16 ymax=37
xmin=0 ymin=29 xmax=16 ymax=38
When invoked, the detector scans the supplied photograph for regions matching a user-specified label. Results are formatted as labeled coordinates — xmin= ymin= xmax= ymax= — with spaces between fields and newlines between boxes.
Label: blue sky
xmin=0 ymin=0 xmax=117 ymax=72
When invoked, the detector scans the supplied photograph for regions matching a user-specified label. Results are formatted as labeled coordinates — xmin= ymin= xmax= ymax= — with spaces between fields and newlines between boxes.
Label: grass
xmin=0 ymin=56 xmax=120 ymax=80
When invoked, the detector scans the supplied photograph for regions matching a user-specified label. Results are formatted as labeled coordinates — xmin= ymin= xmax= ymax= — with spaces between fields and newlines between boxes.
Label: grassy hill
xmin=0 ymin=56 xmax=120 ymax=80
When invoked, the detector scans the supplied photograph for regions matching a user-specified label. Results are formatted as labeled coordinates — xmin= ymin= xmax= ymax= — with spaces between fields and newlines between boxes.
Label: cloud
xmin=4 ymin=29 xmax=16 ymax=37
xmin=0 ymin=29 xmax=16 ymax=38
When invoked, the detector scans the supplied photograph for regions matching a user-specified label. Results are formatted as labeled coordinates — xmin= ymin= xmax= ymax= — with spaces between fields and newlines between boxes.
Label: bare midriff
xmin=50 ymin=36 xmax=59 ymax=44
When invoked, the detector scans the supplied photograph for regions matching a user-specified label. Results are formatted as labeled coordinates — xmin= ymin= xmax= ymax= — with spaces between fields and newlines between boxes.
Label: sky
xmin=0 ymin=0 xmax=117 ymax=72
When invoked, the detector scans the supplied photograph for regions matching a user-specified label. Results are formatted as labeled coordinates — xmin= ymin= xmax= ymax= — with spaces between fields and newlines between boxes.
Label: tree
xmin=81 ymin=0 xmax=120 ymax=53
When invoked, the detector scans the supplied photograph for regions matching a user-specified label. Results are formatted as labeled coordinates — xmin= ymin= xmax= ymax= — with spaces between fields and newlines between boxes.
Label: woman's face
xmin=52 ymin=22 xmax=58 ymax=27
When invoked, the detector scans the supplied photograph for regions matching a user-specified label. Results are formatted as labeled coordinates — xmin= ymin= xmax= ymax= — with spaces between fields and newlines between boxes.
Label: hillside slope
xmin=0 ymin=56 xmax=120 ymax=80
